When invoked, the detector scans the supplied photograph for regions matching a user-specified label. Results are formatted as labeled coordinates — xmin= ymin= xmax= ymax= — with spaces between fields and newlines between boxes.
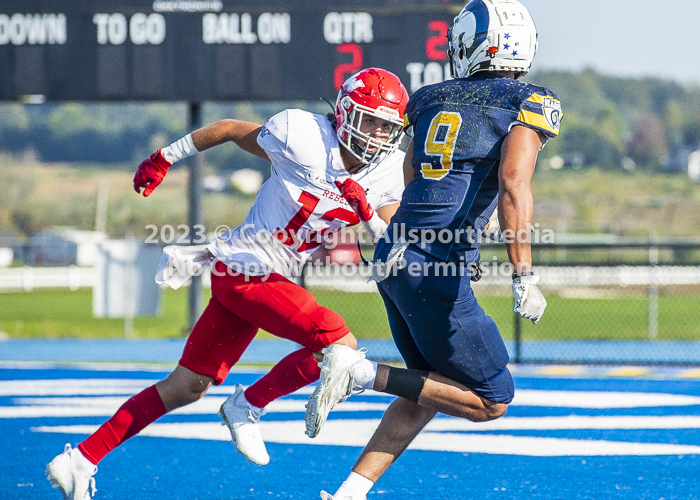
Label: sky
xmin=521 ymin=0 xmax=700 ymax=85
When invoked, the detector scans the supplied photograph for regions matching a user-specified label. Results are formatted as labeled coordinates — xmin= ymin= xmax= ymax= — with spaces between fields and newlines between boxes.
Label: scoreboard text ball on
xmin=0 ymin=0 xmax=461 ymax=102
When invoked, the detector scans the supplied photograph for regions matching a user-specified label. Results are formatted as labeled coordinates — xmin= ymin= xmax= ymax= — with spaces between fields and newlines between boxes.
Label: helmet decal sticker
xmin=345 ymin=78 xmax=366 ymax=93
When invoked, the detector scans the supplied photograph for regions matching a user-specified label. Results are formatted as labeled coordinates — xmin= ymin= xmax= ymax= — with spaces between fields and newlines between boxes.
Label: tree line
xmin=529 ymin=69 xmax=700 ymax=171
xmin=0 ymin=68 xmax=699 ymax=173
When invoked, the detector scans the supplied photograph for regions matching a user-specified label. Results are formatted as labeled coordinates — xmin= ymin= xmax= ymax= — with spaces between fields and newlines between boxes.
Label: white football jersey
xmin=208 ymin=109 xmax=405 ymax=278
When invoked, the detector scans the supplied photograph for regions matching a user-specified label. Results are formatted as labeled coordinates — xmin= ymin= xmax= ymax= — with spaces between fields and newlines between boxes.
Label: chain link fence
xmin=3 ymin=235 xmax=700 ymax=365
xmin=304 ymin=241 xmax=700 ymax=365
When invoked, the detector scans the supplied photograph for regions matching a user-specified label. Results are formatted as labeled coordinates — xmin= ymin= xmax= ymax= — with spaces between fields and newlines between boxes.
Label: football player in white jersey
xmin=45 ymin=68 xmax=409 ymax=499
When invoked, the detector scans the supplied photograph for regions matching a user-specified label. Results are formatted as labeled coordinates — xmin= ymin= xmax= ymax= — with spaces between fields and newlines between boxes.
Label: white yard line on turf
xmin=30 ymin=419 xmax=700 ymax=457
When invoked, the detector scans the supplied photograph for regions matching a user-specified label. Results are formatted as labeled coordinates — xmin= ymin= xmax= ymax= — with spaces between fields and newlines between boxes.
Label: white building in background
xmin=230 ymin=168 xmax=263 ymax=195
xmin=202 ymin=174 xmax=227 ymax=192
xmin=688 ymin=150 xmax=700 ymax=182
xmin=27 ymin=228 xmax=107 ymax=266
xmin=0 ymin=247 xmax=13 ymax=267
xmin=93 ymin=239 xmax=162 ymax=318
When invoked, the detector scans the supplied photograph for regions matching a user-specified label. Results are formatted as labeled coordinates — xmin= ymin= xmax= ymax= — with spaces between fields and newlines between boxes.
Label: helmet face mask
xmin=340 ymin=99 xmax=404 ymax=165
xmin=335 ymin=68 xmax=409 ymax=169
xmin=448 ymin=0 xmax=538 ymax=79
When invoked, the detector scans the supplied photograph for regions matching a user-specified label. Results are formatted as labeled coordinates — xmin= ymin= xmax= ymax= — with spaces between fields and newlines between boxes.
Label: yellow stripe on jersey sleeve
xmin=517 ymin=108 xmax=554 ymax=134
xmin=518 ymin=93 xmax=563 ymax=136
xmin=526 ymin=93 xmax=546 ymax=105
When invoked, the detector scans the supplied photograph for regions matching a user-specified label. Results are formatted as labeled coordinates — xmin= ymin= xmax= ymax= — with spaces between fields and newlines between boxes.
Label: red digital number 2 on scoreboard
xmin=275 ymin=191 xmax=359 ymax=251
xmin=334 ymin=43 xmax=363 ymax=90
xmin=426 ymin=21 xmax=449 ymax=60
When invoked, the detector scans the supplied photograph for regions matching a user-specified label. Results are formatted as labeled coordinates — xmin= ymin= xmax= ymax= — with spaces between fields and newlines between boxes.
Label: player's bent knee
xmin=158 ymin=378 xmax=207 ymax=408
xmin=182 ymin=384 xmax=209 ymax=403
xmin=482 ymin=402 xmax=508 ymax=422
xmin=460 ymin=401 xmax=508 ymax=423
xmin=157 ymin=367 xmax=213 ymax=409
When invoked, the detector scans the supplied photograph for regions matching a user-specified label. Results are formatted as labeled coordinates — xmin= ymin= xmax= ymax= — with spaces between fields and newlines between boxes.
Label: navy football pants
xmin=377 ymin=245 xmax=514 ymax=404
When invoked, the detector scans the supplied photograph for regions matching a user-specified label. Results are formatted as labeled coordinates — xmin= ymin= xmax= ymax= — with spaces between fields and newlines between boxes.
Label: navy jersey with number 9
xmin=395 ymin=73 xmax=562 ymax=264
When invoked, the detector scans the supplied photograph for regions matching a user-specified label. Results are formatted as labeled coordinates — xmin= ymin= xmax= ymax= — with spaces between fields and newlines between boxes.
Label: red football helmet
xmin=335 ymin=68 xmax=409 ymax=166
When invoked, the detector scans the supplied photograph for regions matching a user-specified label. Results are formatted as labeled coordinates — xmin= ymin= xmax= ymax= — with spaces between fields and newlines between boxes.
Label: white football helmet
xmin=448 ymin=0 xmax=538 ymax=79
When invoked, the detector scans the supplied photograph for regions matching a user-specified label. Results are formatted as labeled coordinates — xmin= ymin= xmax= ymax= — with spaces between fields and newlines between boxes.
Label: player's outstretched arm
xmin=498 ymin=124 xmax=547 ymax=324
xmin=133 ymin=119 xmax=268 ymax=197
xmin=191 ymin=119 xmax=268 ymax=160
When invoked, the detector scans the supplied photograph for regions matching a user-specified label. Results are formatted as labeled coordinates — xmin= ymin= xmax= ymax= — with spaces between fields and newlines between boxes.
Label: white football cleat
xmin=320 ymin=491 xmax=365 ymax=500
xmin=218 ymin=384 xmax=270 ymax=465
xmin=45 ymin=444 xmax=97 ymax=500
xmin=305 ymin=345 xmax=366 ymax=438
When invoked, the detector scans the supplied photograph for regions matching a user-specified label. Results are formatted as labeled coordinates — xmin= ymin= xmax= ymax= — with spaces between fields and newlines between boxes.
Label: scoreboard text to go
xmin=0 ymin=8 xmax=458 ymax=101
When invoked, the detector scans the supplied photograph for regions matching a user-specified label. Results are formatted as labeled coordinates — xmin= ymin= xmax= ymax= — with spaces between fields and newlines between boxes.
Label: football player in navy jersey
xmin=306 ymin=1 xmax=563 ymax=498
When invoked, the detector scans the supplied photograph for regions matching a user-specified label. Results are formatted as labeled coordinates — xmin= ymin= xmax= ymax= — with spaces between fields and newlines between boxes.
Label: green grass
xmin=1 ymin=288 xmax=699 ymax=341
xmin=0 ymin=288 xmax=195 ymax=338
xmin=308 ymin=289 xmax=392 ymax=339
xmin=0 ymin=288 xmax=390 ymax=340
xmin=314 ymin=289 xmax=700 ymax=342
xmin=531 ymin=168 xmax=700 ymax=238
xmin=479 ymin=294 xmax=700 ymax=341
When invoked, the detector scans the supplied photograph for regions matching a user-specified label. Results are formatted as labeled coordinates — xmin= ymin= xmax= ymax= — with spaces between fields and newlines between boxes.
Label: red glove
xmin=335 ymin=179 xmax=374 ymax=221
xmin=133 ymin=150 xmax=172 ymax=197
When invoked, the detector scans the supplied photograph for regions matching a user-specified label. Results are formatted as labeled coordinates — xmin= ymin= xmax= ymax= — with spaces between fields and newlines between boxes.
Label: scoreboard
xmin=0 ymin=0 xmax=462 ymax=102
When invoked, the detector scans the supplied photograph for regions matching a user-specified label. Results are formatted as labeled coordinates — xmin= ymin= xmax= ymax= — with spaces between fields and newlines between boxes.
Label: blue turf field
xmin=3 ymin=363 xmax=700 ymax=500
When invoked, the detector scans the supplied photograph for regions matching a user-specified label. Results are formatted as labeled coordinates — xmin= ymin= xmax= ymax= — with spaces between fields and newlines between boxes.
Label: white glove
xmin=512 ymin=274 xmax=547 ymax=324
xmin=483 ymin=208 xmax=500 ymax=236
